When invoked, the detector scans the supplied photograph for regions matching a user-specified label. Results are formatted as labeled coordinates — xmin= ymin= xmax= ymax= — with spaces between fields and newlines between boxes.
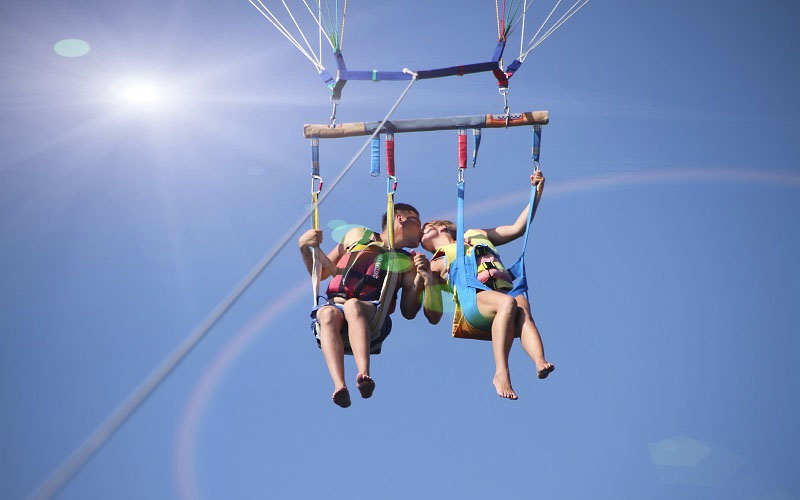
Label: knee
xmin=317 ymin=306 xmax=343 ymax=327
xmin=497 ymin=295 xmax=518 ymax=316
xmin=342 ymin=298 xmax=367 ymax=316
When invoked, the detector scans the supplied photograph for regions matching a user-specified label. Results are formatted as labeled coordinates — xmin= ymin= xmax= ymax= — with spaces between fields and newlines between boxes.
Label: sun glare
xmin=109 ymin=77 xmax=172 ymax=111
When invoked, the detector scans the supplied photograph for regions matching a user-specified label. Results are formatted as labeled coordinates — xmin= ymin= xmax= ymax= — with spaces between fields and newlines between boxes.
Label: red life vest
xmin=325 ymin=228 xmax=409 ymax=313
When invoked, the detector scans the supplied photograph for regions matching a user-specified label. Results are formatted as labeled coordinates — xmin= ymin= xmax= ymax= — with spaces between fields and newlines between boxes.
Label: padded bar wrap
xmin=484 ymin=111 xmax=549 ymax=128
xmin=304 ymin=122 xmax=369 ymax=138
xmin=304 ymin=110 xmax=548 ymax=138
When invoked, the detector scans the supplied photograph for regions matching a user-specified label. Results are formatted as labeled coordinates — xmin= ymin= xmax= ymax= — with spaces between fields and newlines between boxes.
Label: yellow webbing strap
xmin=386 ymin=191 xmax=395 ymax=249
xmin=312 ymin=191 xmax=319 ymax=230
xmin=310 ymin=191 xmax=322 ymax=305
xmin=368 ymin=191 xmax=397 ymax=333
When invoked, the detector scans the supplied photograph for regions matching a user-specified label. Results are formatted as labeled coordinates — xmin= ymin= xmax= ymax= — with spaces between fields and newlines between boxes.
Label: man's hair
xmin=422 ymin=219 xmax=456 ymax=236
xmin=381 ymin=203 xmax=419 ymax=230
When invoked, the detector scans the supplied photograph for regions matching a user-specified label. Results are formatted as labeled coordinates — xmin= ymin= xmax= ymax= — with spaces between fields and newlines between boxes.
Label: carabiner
xmin=311 ymin=174 xmax=323 ymax=194
xmin=499 ymin=87 xmax=510 ymax=127
xmin=329 ymin=98 xmax=340 ymax=128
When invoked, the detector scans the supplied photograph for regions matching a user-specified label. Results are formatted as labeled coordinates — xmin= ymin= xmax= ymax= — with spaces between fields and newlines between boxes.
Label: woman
xmin=421 ymin=171 xmax=554 ymax=400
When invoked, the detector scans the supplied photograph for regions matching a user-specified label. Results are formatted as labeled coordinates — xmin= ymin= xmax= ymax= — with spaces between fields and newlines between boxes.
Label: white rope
xmin=339 ymin=0 xmax=348 ymax=51
xmin=317 ymin=1 xmax=323 ymax=57
xmin=250 ymin=0 xmax=321 ymax=69
xmin=248 ymin=0 xmax=324 ymax=71
xmin=253 ymin=0 xmax=321 ymax=67
xmin=279 ymin=0 xmax=322 ymax=67
xmin=522 ymin=0 xmax=563 ymax=56
xmin=25 ymin=75 xmax=418 ymax=500
xmin=251 ymin=0 xmax=309 ymax=55
xmin=300 ymin=0 xmax=333 ymax=52
xmin=519 ymin=0 xmax=529 ymax=58
xmin=495 ymin=0 xmax=502 ymax=39
xmin=521 ymin=0 xmax=591 ymax=61
xmin=506 ymin=0 xmax=535 ymax=38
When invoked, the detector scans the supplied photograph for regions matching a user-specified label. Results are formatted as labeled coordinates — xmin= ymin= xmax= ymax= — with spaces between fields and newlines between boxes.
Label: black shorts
xmin=310 ymin=302 xmax=392 ymax=355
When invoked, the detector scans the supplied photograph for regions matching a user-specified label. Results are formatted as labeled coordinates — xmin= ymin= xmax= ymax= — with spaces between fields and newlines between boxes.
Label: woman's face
xmin=421 ymin=223 xmax=446 ymax=252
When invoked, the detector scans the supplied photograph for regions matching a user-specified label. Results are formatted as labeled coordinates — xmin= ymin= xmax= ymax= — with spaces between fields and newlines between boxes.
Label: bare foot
xmin=537 ymin=362 xmax=555 ymax=379
xmin=492 ymin=374 xmax=518 ymax=400
xmin=356 ymin=374 xmax=375 ymax=399
xmin=332 ymin=386 xmax=351 ymax=408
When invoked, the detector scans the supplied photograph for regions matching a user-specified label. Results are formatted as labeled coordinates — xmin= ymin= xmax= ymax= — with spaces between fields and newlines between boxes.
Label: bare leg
xmin=317 ymin=306 xmax=351 ymax=407
xmin=342 ymin=299 xmax=377 ymax=398
xmin=476 ymin=291 xmax=519 ymax=400
xmin=514 ymin=295 xmax=554 ymax=379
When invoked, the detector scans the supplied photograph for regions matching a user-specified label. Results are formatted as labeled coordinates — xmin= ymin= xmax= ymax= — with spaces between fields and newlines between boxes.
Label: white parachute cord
xmin=521 ymin=0 xmax=563 ymax=57
xmin=299 ymin=0 xmax=333 ymax=52
xmin=505 ymin=0 xmax=535 ymax=41
xmin=537 ymin=0 xmax=589 ymax=42
xmin=521 ymin=0 xmax=591 ymax=61
xmin=250 ymin=0 xmax=322 ymax=70
xmin=248 ymin=0 xmax=324 ymax=71
xmin=495 ymin=0 xmax=502 ymax=39
xmin=279 ymin=0 xmax=323 ymax=67
xmin=318 ymin=0 xmax=323 ymax=57
xmin=339 ymin=0 xmax=348 ymax=51
xmin=519 ymin=0 xmax=529 ymax=58
xmin=253 ymin=0 xmax=322 ymax=68
xmin=24 ymin=75 xmax=418 ymax=500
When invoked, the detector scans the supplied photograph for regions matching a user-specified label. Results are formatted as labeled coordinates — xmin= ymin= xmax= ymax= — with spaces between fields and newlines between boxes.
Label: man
xmin=298 ymin=203 xmax=440 ymax=407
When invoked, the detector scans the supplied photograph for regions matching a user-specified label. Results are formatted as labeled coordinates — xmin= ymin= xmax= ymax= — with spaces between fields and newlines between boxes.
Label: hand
xmin=298 ymin=229 xmax=323 ymax=249
xmin=531 ymin=171 xmax=545 ymax=193
xmin=411 ymin=250 xmax=433 ymax=284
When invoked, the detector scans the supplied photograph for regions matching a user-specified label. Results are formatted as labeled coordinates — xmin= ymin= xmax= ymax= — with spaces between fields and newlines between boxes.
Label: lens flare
xmin=54 ymin=39 xmax=91 ymax=57
xmin=111 ymin=78 xmax=161 ymax=103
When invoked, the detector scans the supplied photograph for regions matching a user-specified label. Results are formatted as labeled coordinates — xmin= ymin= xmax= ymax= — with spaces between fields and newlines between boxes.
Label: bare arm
xmin=298 ymin=226 xmax=366 ymax=280
xmin=483 ymin=171 xmax=544 ymax=246
xmin=414 ymin=252 xmax=443 ymax=325
xmin=298 ymin=229 xmax=330 ymax=276
xmin=399 ymin=264 xmax=422 ymax=320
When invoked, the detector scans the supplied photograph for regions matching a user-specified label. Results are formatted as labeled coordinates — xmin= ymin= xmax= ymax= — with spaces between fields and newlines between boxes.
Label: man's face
xmin=395 ymin=210 xmax=422 ymax=247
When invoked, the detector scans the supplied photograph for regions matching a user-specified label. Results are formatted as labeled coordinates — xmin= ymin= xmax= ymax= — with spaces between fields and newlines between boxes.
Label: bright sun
xmin=109 ymin=77 xmax=170 ymax=110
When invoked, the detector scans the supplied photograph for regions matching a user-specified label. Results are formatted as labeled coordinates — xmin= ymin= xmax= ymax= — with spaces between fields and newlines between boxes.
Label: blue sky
xmin=1 ymin=1 xmax=799 ymax=499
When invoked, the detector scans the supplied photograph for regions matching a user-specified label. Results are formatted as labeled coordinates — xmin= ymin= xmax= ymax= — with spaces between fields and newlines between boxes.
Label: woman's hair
xmin=422 ymin=219 xmax=456 ymax=236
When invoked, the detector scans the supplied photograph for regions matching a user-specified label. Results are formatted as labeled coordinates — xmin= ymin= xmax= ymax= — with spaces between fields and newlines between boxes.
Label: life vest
xmin=325 ymin=228 xmax=409 ymax=313
xmin=432 ymin=229 xmax=514 ymax=292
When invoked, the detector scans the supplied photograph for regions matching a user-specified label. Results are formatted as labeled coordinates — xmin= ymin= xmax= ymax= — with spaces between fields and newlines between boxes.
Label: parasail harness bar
xmin=304 ymin=110 xmax=548 ymax=139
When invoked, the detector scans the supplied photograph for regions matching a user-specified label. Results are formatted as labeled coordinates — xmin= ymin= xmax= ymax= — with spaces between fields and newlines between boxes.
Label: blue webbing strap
xmin=491 ymin=40 xmax=507 ymax=62
xmin=471 ymin=129 xmax=482 ymax=168
xmin=370 ymin=135 xmax=380 ymax=176
xmin=319 ymin=69 xmax=336 ymax=89
xmin=507 ymin=124 xmax=543 ymax=297
xmin=453 ymin=124 xmax=543 ymax=329
xmin=451 ymin=180 xmax=493 ymax=331
xmin=323 ymin=41 xmax=507 ymax=90
xmin=506 ymin=59 xmax=522 ymax=75
xmin=505 ymin=184 xmax=537 ymax=298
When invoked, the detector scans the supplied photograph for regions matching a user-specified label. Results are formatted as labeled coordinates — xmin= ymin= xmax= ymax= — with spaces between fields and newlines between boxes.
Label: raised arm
xmin=298 ymin=226 xmax=365 ymax=279
xmin=482 ymin=171 xmax=545 ymax=246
